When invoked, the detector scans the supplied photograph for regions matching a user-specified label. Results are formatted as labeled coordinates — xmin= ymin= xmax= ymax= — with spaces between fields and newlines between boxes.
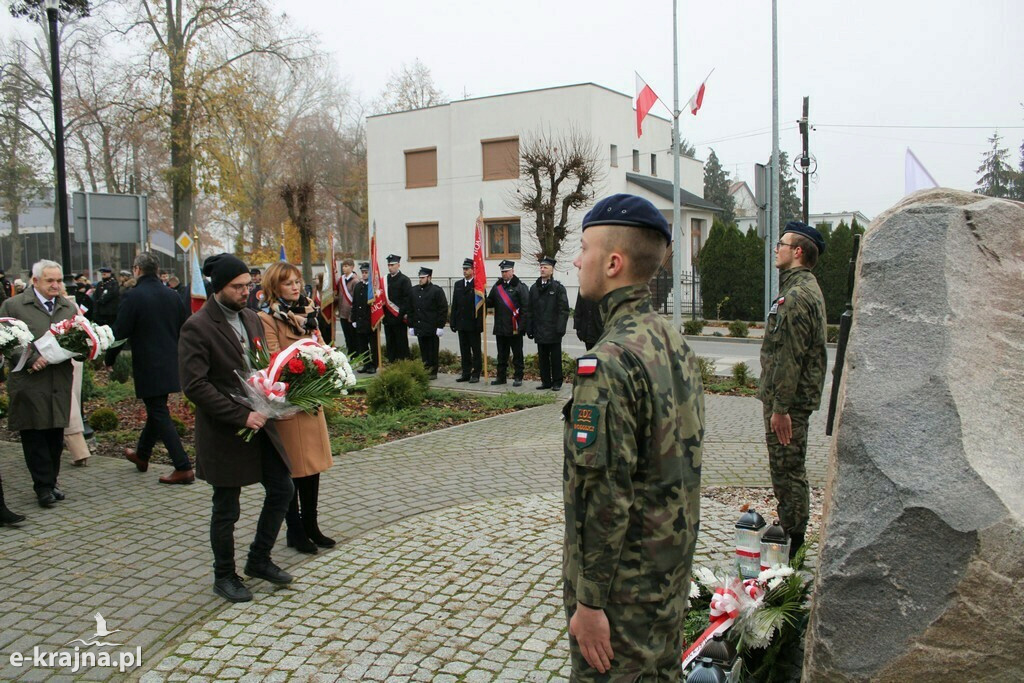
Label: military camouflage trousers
xmin=564 ymin=584 xmax=686 ymax=682
xmin=763 ymin=405 xmax=812 ymax=537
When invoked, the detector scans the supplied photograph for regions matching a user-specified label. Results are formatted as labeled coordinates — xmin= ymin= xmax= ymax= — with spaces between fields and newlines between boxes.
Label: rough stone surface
xmin=804 ymin=189 xmax=1024 ymax=681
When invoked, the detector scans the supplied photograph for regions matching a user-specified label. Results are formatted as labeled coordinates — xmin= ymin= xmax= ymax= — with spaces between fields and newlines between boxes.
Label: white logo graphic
xmin=8 ymin=613 xmax=141 ymax=674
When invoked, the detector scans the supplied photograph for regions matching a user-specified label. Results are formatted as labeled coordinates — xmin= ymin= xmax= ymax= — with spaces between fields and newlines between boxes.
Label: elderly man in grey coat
xmin=0 ymin=260 xmax=77 ymax=507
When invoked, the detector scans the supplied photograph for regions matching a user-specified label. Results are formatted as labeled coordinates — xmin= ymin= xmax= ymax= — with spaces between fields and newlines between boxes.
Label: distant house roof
xmin=728 ymin=181 xmax=748 ymax=194
xmin=626 ymin=173 xmax=722 ymax=212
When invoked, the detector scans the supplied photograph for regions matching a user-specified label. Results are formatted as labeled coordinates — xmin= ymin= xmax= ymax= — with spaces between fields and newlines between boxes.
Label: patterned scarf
xmin=265 ymin=296 xmax=320 ymax=336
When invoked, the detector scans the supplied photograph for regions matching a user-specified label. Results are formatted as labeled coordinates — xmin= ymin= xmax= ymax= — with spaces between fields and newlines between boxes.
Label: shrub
xmin=728 ymin=320 xmax=749 ymax=338
xmin=561 ymin=352 xmax=576 ymax=380
xmin=827 ymin=325 xmax=840 ymax=343
xmin=683 ymin=319 xmax=705 ymax=336
xmin=437 ymin=349 xmax=459 ymax=369
xmin=366 ymin=368 xmax=426 ymax=414
xmin=732 ymin=362 xmax=753 ymax=387
xmin=89 ymin=407 xmax=119 ymax=431
xmin=696 ymin=356 xmax=716 ymax=387
xmin=408 ymin=343 xmax=421 ymax=360
xmin=171 ymin=415 xmax=188 ymax=437
xmin=81 ymin=362 xmax=97 ymax=401
xmin=388 ymin=359 xmax=430 ymax=390
xmin=110 ymin=352 xmax=133 ymax=383
xmin=0 ymin=392 xmax=8 ymax=418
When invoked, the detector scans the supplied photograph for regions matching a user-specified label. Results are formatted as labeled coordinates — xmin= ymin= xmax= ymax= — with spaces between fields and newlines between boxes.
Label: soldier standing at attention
xmin=486 ymin=260 xmax=530 ymax=387
xmin=759 ymin=220 xmax=827 ymax=559
xmin=408 ymin=267 xmax=448 ymax=379
xmin=383 ymin=254 xmax=412 ymax=362
xmin=563 ymin=194 xmax=704 ymax=679
xmin=527 ymin=256 xmax=570 ymax=391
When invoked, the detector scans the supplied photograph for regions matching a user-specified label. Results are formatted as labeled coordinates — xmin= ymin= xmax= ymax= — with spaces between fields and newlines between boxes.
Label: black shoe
xmin=286 ymin=529 xmax=318 ymax=554
xmin=308 ymin=529 xmax=336 ymax=548
xmin=428 ymin=372 xmax=438 ymax=380
xmin=789 ymin=533 xmax=805 ymax=560
xmin=491 ymin=379 xmax=507 ymax=386
xmin=469 ymin=376 xmax=479 ymax=384
xmin=1 ymin=504 xmax=26 ymax=526
xmin=512 ymin=379 xmax=522 ymax=387
xmin=36 ymin=489 xmax=56 ymax=508
xmin=51 ymin=487 xmax=66 ymax=501
xmin=213 ymin=574 xmax=253 ymax=603
xmin=455 ymin=376 xmax=470 ymax=382
xmin=536 ymin=384 xmax=552 ymax=390
xmin=244 ymin=560 xmax=293 ymax=585
xmin=551 ymin=384 xmax=562 ymax=391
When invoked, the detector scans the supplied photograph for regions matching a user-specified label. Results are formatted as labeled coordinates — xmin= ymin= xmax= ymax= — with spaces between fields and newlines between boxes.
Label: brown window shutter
xmin=482 ymin=138 xmax=519 ymax=181
xmin=405 ymin=148 xmax=437 ymax=188
xmin=407 ymin=222 xmax=439 ymax=260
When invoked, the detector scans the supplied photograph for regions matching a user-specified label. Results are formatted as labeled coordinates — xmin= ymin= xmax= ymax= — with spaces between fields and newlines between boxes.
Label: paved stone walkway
xmin=0 ymin=393 xmax=831 ymax=682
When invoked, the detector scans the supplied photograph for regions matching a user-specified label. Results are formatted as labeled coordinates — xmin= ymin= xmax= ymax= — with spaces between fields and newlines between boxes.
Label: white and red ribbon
xmin=266 ymin=337 xmax=321 ymax=383
xmin=681 ymin=587 xmax=740 ymax=670
xmin=248 ymin=374 xmax=289 ymax=402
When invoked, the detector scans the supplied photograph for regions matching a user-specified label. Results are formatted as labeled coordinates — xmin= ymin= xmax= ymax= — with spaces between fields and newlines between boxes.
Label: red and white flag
xmin=687 ymin=71 xmax=713 ymax=116
xmin=635 ymin=73 xmax=660 ymax=138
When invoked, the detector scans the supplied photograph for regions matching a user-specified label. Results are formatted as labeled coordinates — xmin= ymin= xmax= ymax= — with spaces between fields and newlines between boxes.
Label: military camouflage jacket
xmin=759 ymin=267 xmax=827 ymax=414
xmin=563 ymin=284 xmax=704 ymax=609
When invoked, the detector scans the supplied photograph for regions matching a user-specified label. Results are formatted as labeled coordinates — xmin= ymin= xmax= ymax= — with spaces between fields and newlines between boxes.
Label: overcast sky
xmin=274 ymin=0 xmax=1023 ymax=219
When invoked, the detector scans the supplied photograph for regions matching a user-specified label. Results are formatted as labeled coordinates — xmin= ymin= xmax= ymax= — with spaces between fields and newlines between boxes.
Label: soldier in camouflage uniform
xmin=759 ymin=221 xmax=828 ymax=558
xmin=563 ymin=194 xmax=705 ymax=681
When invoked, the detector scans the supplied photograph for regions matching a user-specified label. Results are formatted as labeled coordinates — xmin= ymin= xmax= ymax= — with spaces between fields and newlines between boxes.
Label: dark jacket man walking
xmin=527 ymin=256 xmax=570 ymax=390
xmin=759 ymin=221 xmax=828 ymax=558
xmin=107 ymin=252 xmax=193 ymax=484
xmin=178 ymin=253 xmax=295 ymax=603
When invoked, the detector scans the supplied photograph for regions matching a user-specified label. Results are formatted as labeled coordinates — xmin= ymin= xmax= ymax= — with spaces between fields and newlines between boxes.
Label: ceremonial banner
xmin=189 ymin=240 xmax=206 ymax=313
xmin=473 ymin=214 xmax=487 ymax=312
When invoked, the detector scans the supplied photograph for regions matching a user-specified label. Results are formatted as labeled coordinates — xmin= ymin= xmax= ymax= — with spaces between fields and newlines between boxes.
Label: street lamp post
xmin=44 ymin=0 xmax=73 ymax=282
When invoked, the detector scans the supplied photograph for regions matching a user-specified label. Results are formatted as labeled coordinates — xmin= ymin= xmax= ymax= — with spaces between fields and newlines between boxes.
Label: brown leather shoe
xmin=159 ymin=469 xmax=195 ymax=485
xmin=124 ymin=448 xmax=149 ymax=473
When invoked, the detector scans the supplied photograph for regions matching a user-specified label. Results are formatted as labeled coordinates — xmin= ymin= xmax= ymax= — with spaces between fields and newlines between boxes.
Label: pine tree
xmin=703 ymin=149 xmax=736 ymax=226
xmin=815 ymin=221 xmax=852 ymax=324
xmin=698 ymin=219 xmax=749 ymax=320
xmin=975 ymin=132 xmax=1014 ymax=198
xmin=778 ymin=151 xmax=802 ymax=224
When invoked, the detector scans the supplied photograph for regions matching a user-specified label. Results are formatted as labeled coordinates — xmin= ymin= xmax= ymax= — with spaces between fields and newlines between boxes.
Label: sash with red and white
xmin=495 ymin=284 xmax=520 ymax=332
xmin=339 ymin=273 xmax=354 ymax=305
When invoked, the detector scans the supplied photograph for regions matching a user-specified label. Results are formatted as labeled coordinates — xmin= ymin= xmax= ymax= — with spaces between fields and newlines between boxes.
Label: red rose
xmin=313 ymin=359 xmax=326 ymax=376
xmin=287 ymin=357 xmax=306 ymax=374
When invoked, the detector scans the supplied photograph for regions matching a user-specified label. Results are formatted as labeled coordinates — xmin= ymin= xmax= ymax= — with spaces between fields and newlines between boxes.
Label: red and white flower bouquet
xmin=233 ymin=337 xmax=358 ymax=441
xmin=32 ymin=315 xmax=119 ymax=365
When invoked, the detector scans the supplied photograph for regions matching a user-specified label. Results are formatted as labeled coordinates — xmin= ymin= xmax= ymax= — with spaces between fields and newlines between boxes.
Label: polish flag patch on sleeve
xmin=577 ymin=357 xmax=599 ymax=376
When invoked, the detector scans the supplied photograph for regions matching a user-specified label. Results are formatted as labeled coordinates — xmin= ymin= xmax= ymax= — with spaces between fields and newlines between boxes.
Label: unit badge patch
xmin=572 ymin=404 xmax=599 ymax=449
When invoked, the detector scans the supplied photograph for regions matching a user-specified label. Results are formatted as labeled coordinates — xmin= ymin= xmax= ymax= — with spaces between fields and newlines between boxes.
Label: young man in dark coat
xmin=106 ymin=252 xmax=193 ymax=484
xmin=527 ymin=256 xmax=570 ymax=390
xmin=486 ymin=260 xmax=530 ymax=386
xmin=408 ymin=267 xmax=448 ymax=379
xmin=383 ymin=254 xmax=412 ymax=362
xmin=92 ymin=267 xmax=120 ymax=326
xmin=178 ymin=253 xmax=295 ymax=603
xmin=350 ymin=262 xmax=378 ymax=373
xmin=0 ymin=260 xmax=76 ymax=508
xmin=449 ymin=257 xmax=483 ymax=383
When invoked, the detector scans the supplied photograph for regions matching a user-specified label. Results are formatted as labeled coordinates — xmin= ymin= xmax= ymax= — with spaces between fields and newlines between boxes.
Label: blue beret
xmin=582 ymin=194 xmax=671 ymax=244
xmin=783 ymin=221 xmax=826 ymax=255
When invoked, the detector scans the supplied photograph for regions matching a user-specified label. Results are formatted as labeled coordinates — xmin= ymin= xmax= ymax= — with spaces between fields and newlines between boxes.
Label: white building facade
xmin=366 ymin=83 xmax=719 ymax=292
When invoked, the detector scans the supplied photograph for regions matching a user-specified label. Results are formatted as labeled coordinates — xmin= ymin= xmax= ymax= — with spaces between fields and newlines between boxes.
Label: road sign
xmin=176 ymin=233 xmax=193 ymax=251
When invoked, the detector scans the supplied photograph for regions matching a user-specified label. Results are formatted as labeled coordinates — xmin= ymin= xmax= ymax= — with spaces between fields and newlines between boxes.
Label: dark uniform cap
xmin=462 ymin=258 xmax=474 ymax=269
xmin=98 ymin=267 xmax=112 ymax=273
xmin=539 ymin=256 xmax=556 ymax=266
xmin=119 ymin=270 xmax=132 ymax=277
xmin=386 ymin=254 xmax=401 ymax=264
xmin=582 ymin=193 xmax=672 ymax=244
xmin=249 ymin=268 xmax=262 ymax=276
xmin=359 ymin=262 xmax=370 ymax=271
xmin=499 ymin=260 xmax=515 ymax=271
xmin=418 ymin=267 xmax=432 ymax=277
xmin=782 ymin=221 xmax=826 ymax=255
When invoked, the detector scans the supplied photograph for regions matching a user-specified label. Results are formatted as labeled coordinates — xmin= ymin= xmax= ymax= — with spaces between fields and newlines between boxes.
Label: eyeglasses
xmin=775 ymin=240 xmax=799 ymax=251
xmin=225 ymin=283 xmax=250 ymax=292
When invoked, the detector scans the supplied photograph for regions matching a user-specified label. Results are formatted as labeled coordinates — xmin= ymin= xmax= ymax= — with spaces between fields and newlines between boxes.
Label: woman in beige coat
xmin=257 ymin=262 xmax=334 ymax=554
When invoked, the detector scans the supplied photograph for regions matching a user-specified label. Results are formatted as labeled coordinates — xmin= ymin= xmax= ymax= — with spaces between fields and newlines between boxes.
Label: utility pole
xmin=799 ymin=96 xmax=810 ymax=224
xmin=670 ymin=0 xmax=682 ymax=330
xmin=769 ymin=0 xmax=780 ymax=302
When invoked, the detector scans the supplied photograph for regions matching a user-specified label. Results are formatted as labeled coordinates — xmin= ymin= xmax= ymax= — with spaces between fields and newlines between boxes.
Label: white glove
xmin=409 ymin=328 xmax=416 ymax=337
xmin=435 ymin=328 xmax=444 ymax=338
xmin=351 ymin=322 xmax=357 ymax=330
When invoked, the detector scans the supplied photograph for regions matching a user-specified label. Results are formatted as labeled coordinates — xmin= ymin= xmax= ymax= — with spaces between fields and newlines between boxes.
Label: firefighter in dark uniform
xmin=527 ymin=256 xmax=570 ymax=390
xmin=383 ymin=254 xmax=412 ymax=362
xmin=449 ymin=257 xmax=483 ymax=383
xmin=485 ymin=260 xmax=530 ymax=386
xmin=350 ymin=262 xmax=378 ymax=373
xmin=408 ymin=267 xmax=448 ymax=379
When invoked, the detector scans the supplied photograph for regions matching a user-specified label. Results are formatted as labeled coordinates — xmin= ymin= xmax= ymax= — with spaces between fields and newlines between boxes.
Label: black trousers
xmin=353 ymin=330 xmax=379 ymax=369
xmin=457 ymin=330 xmax=482 ymax=379
xmin=340 ymin=319 xmax=356 ymax=353
xmin=417 ymin=334 xmax=440 ymax=373
xmin=20 ymin=428 xmax=64 ymax=493
xmin=383 ymin=321 xmax=410 ymax=362
xmin=495 ymin=334 xmax=524 ymax=380
xmin=537 ymin=341 xmax=564 ymax=387
xmin=209 ymin=436 xmax=293 ymax=579
xmin=138 ymin=395 xmax=192 ymax=471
